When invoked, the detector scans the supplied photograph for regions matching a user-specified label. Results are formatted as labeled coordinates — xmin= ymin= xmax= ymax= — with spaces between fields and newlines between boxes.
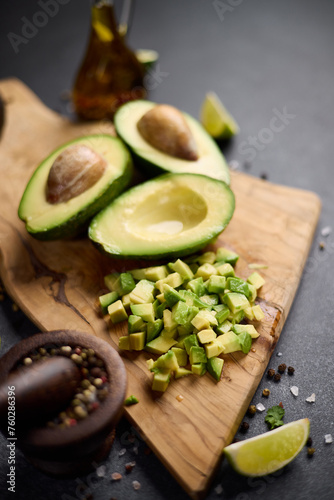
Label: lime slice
xmin=200 ymin=91 xmax=239 ymax=139
xmin=224 ymin=418 xmax=310 ymax=476
xmin=135 ymin=49 xmax=159 ymax=70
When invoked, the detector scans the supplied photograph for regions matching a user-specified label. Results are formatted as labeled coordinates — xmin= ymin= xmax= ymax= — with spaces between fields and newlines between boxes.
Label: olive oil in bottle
xmin=73 ymin=0 xmax=146 ymax=120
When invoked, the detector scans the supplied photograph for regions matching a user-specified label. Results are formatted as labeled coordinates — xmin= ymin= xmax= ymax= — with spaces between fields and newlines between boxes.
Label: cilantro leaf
xmin=265 ymin=405 xmax=285 ymax=430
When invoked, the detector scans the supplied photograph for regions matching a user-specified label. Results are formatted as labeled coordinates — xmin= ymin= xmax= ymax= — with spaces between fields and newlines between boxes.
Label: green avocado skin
xmin=18 ymin=135 xmax=133 ymax=240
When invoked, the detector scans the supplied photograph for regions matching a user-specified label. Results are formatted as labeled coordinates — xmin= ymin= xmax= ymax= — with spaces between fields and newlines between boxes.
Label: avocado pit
xmin=137 ymin=104 xmax=198 ymax=161
xmin=46 ymin=144 xmax=107 ymax=204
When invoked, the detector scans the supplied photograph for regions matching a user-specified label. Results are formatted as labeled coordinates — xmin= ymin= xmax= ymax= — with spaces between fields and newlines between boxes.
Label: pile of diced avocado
xmin=99 ymin=248 xmax=265 ymax=393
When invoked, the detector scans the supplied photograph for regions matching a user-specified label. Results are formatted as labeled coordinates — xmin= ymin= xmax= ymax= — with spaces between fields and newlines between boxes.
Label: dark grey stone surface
xmin=0 ymin=1 xmax=333 ymax=499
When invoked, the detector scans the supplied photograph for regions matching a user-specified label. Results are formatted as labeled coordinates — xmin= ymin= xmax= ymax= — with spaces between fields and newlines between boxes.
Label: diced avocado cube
xmin=172 ymin=301 xmax=192 ymax=326
xmin=207 ymin=275 xmax=227 ymax=294
xmin=124 ymin=395 xmax=139 ymax=406
xmin=128 ymin=315 xmax=146 ymax=333
xmin=223 ymin=292 xmax=250 ymax=314
xmin=189 ymin=346 xmax=207 ymax=364
xmin=247 ymin=283 xmax=257 ymax=303
xmin=195 ymin=263 xmax=217 ymax=280
xmin=191 ymin=310 xmax=218 ymax=330
xmin=108 ymin=300 xmax=128 ymax=323
xmin=183 ymin=334 xmax=199 ymax=354
xmin=226 ymin=277 xmax=251 ymax=298
xmin=146 ymin=319 xmax=163 ymax=343
xmin=146 ymin=358 xmax=154 ymax=370
xmin=233 ymin=324 xmax=260 ymax=339
xmin=99 ymin=291 xmax=119 ymax=314
xmin=243 ymin=306 xmax=255 ymax=321
xmin=216 ymin=247 xmax=239 ymax=266
xmin=220 ymin=331 xmax=242 ymax=354
xmin=228 ymin=309 xmax=245 ymax=324
xmin=155 ymin=300 xmax=167 ymax=319
xmin=130 ymin=303 xmax=155 ymax=323
xmin=200 ymin=294 xmax=219 ymax=306
xmin=118 ymin=335 xmax=131 ymax=350
xmin=175 ymin=367 xmax=192 ymax=379
xmin=191 ymin=363 xmax=207 ymax=376
xmin=119 ymin=272 xmax=136 ymax=295
xmin=130 ymin=268 xmax=147 ymax=281
xmin=171 ymin=347 xmax=188 ymax=366
xmin=198 ymin=251 xmax=216 ymax=265
xmin=155 ymin=272 xmax=184 ymax=293
xmin=177 ymin=324 xmax=193 ymax=336
xmin=156 ymin=293 xmax=165 ymax=303
xmin=163 ymin=284 xmax=185 ymax=307
xmin=197 ymin=328 xmax=217 ymax=344
xmin=186 ymin=277 xmax=206 ymax=297
xmin=152 ymin=371 xmax=170 ymax=392
xmin=104 ymin=272 xmax=120 ymax=292
xmin=129 ymin=280 xmax=155 ymax=304
xmin=122 ymin=293 xmax=132 ymax=310
xmin=252 ymin=304 xmax=265 ymax=320
xmin=129 ymin=331 xmax=146 ymax=350
xmin=215 ymin=305 xmax=230 ymax=324
xmin=216 ymin=263 xmax=235 ymax=277
xmin=153 ymin=350 xmax=179 ymax=371
xmin=204 ymin=338 xmax=225 ymax=358
xmin=182 ymin=290 xmax=210 ymax=309
xmin=144 ymin=265 xmax=169 ymax=281
xmin=145 ymin=336 xmax=177 ymax=354
xmin=169 ymin=259 xmax=194 ymax=280
xmin=237 ymin=331 xmax=252 ymax=354
xmin=174 ymin=333 xmax=189 ymax=349
xmin=247 ymin=272 xmax=265 ymax=290
xmin=160 ymin=328 xmax=178 ymax=339
xmin=207 ymin=357 xmax=224 ymax=381
xmin=163 ymin=309 xmax=178 ymax=331
xmin=215 ymin=319 xmax=232 ymax=335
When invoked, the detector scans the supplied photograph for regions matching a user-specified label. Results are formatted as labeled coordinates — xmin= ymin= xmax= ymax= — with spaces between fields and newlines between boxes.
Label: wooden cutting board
xmin=0 ymin=79 xmax=321 ymax=499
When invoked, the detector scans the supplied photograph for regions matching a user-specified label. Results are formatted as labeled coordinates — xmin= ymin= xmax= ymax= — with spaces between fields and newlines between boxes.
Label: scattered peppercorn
xmin=278 ymin=402 xmax=284 ymax=408
xmin=306 ymin=437 xmax=313 ymax=447
xmin=247 ymin=404 xmax=257 ymax=416
xmin=240 ymin=421 xmax=250 ymax=433
xmin=262 ymin=388 xmax=270 ymax=397
xmin=273 ymin=373 xmax=281 ymax=382
xmin=260 ymin=173 xmax=268 ymax=180
xmin=319 ymin=241 xmax=325 ymax=250
xmin=307 ymin=447 xmax=316 ymax=457
xmin=278 ymin=363 xmax=287 ymax=373
xmin=125 ymin=461 xmax=136 ymax=473
xmin=287 ymin=366 xmax=295 ymax=375
xmin=267 ymin=368 xmax=275 ymax=378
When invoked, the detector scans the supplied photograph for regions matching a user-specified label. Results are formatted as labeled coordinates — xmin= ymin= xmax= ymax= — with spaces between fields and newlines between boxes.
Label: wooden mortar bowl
xmin=0 ymin=330 xmax=127 ymax=476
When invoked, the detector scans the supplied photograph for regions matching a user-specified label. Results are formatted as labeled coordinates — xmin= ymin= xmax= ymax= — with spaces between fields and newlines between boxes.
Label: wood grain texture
xmin=0 ymin=79 xmax=321 ymax=499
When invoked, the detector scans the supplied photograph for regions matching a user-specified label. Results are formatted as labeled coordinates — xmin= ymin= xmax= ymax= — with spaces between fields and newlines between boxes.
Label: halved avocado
xmin=18 ymin=134 xmax=132 ymax=240
xmin=88 ymin=173 xmax=235 ymax=260
xmin=114 ymin=100 xmax=230 ymax=184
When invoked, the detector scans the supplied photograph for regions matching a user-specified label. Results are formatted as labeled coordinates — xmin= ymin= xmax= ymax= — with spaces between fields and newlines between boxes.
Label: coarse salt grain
xmin=132 ymin=480 xmax=141 ymax=490
xmin=132 ymin=446 xmax=138 ymax=455
xmin=321 ymin=226 xmax=332 ymax=237
xmin=256 ymin=403 xmax=266 ymax=412
xmin=96 ymin=465 xmax=107 ymax=477
xmin=214 ymin=484 xmax=224 ymax=495
xmin=276 ymin=352 xmax=283 ymax=357
xmin=306 ymin=393 xmax=316 ymax=403
xmin=324 ymin=434 xmax=333 ymax=444
xmin=290 ymin=386 xmax=299 ymax=397
xmin=119 ymin=448 xmax=126 ymax=457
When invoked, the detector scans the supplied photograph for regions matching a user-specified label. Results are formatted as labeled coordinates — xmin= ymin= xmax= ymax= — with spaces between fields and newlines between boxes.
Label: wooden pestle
xmin=0 ymin=356 xmax=81 ymax=427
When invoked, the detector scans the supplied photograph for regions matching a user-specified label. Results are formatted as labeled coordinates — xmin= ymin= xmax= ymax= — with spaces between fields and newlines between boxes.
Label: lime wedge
xmin=135 ymin=49 xmax=159 ymax=70
xmin=200 ymin=92 xmax=239 ymax=139
xmin=224 ymin=418 xmax=310 ymax=476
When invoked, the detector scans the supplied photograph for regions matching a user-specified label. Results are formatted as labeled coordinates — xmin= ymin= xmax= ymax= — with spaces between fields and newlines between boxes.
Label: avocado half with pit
xmin=114 ymin=100 xmax=230 ymax=184
xmin=88 ymin=173 xmax=235 ymax=260
xmin=18 ymin=134 xmax=132 ymax=240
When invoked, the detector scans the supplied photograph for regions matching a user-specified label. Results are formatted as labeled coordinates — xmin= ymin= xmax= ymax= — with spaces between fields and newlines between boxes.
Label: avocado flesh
xmin=89 ymin=173 xmax=235 ymax=260
xmin=114 ymin=100 xmax=230 ymax=184
xmin=18 ymin=135 xmax=132 ymax=240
